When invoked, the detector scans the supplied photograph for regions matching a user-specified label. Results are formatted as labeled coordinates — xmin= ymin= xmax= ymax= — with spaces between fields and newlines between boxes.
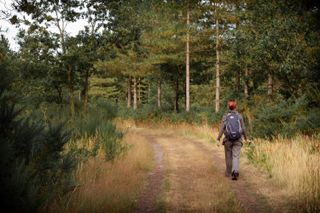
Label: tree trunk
xmin=127 ymin=76 xmax=132 ymax=108
xmin=267 ymin=73 xmax=273 ymax=97
xmin=215 ymin=17 xmax=220 ymax=113
xmin=244 ymin=67 xmax=249 ymax=98
xmin=236 ymin=70 xmax=241 ymax=92
xmin=235 ymin=6 xmax=241 ymax=93
xmin=133 ymin=77 xmax=137 ymax=110
xmin=57 ymin=20 xmax=66 ymax=55
xmin=148 ymin=82 xmax=151 ymax=104
xmin=157 ymin=80 xmax=161 ymax=109
xmin=186 ymin=9 xmax=190 ymax=112
xmin=138 ymin=77 xmax=141 ymax=106
xmin=175 ymin=78 xmax=180 ymax=113
xmin=82 ymin=69 xmax=89 ymax=112
xmin=55 ymin=85 xmax=63 ymax=104
xmin=67 ymin=65 xmax=74 ymax=117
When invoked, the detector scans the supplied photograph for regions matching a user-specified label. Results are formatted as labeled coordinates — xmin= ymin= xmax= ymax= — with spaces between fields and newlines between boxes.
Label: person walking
xmin=216 ymin=99 xmax=247 ymax=180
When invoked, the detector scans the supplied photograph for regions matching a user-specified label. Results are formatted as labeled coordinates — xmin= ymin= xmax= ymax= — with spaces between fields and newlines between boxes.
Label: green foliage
xmin=245 ymin=145 xmax=273 ymax=178
xmin=4 ymin=0 xmax=320 ymax=137
xmin=97 ymin=122 xmax=126 ymax=161
xmin=71 ymin=101 xmax=117 ymax=137
xmin=250 ymin=95 xmax=320 ymax=139
xmin=0 ymin=78 xmax=75 ymax=211
xmin=32 ymin=99 xmax=126 ymax=160
xmin=0 ymin=46 xmax=125 ymax=209
xmin=0 ymin=91 xmax=125 ymax=211
xmin=118 ymin=104 xmax=222 ymax=125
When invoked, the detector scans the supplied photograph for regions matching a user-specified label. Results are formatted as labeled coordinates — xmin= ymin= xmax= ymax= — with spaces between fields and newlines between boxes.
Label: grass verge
xmin=246 ymin=136 xmax=320 ymax=213
xmin=47 ymin=131 xmax=154 ymax=213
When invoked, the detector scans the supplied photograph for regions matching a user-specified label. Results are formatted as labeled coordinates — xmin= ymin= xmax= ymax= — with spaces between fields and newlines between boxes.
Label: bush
xmin=251 ymin=96 xmax=320 ymax=139
xmin=0 ymin=87 xmax=76 ymax=211
xmin=97 ymin=122 xmax=126 ymax=161
xmin=117 ymin=105 xmax=222 ymax=125
xmin=0 ymin=68 xmax=124 ymax=211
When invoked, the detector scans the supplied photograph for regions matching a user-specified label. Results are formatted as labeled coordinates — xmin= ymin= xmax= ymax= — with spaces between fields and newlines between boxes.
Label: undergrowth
xmin=0 ymin=80 xmax=126 ymax=211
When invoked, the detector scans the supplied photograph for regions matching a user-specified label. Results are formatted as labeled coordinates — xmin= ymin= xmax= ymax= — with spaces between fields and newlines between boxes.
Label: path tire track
xmin=133 ymin=129 xmax=282 ymax=213
xmin=184 ymin=138 xmax=272 ymax=213
xmin=134 ymin=135 xmax=164 ymax=213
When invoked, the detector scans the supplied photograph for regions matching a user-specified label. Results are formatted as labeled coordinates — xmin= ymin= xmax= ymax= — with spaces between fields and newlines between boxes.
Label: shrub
xmin=0 ymin=87 xmax=75 ymax=211
xmin=251 ymin=96 xmax=320 ymax=139
xmin=97 ymin=122 xmax=126 ymax=161
xmin=0 ymin=74 xmax=126 ymax=211
xmin=117 ymin=105 xmax=222 ymax=126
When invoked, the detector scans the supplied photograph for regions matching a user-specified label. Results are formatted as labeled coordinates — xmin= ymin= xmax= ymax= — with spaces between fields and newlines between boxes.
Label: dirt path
xmin=184 ymin=138 xmax=271 ymax=213
xmin=135 ymin=135 xmax=165 ymax=213
xmin=133 ymin=128 xmax=288 ymax=213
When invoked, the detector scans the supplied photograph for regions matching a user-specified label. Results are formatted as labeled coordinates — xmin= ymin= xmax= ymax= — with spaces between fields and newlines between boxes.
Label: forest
xmin=0 ymin=0 xmax=319 ymax=212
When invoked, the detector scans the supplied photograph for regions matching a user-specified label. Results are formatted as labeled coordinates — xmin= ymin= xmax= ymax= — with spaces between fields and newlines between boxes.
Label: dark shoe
xmin=232 ymin=171 xmax=239 ymax=180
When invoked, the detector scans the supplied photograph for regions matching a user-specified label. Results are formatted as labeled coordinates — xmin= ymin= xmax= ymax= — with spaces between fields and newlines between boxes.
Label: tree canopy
xmin=1 ymin=0 xmax=319 ymax=127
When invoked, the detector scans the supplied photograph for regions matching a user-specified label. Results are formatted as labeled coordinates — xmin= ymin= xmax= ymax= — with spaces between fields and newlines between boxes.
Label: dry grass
xmin=249 ymin=136 xmax=320 ymax=213
xmin=48 ymin=131 xmax=154 ymax=213
xmin=114 ymin=118 xmax=216 ymax=141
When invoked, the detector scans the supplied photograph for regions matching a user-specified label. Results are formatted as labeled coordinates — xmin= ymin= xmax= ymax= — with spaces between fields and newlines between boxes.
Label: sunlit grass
xmin=246 ymin=136 xmax=320 ymax=213
xmin=47 ymin=132 xmax=154 ymax=213
xmin=114 ymin=118 xmax=217 ymax=141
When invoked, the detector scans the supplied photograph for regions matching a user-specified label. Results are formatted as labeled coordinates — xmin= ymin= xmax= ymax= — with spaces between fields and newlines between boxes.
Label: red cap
xmin=228 ymin=99 xmax=236 ymax=110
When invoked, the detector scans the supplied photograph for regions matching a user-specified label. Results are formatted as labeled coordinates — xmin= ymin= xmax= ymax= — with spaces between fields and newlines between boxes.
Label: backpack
xmin=224 ymin=113 xmax=242 ymax=141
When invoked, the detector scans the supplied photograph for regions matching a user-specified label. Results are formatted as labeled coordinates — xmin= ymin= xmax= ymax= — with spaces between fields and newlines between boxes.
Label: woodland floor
xmin=129 ymin=127 xmax=291 ymax=213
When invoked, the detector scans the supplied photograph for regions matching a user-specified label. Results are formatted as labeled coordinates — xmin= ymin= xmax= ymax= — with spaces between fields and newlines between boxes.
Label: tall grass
xmin=246 ymin=136 xmax=320 ymax=213
xmin=35 ymin=101 xmax=126 ymax=161
xmin=115 ymin=118 xmax=216 ymax=139
xmin=48 ymin=132 xmax=154 ymax=213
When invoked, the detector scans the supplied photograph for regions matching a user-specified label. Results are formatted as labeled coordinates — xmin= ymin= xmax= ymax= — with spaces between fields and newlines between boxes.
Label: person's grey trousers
xmin=223 ymin=139 xmax=243 ymax=176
